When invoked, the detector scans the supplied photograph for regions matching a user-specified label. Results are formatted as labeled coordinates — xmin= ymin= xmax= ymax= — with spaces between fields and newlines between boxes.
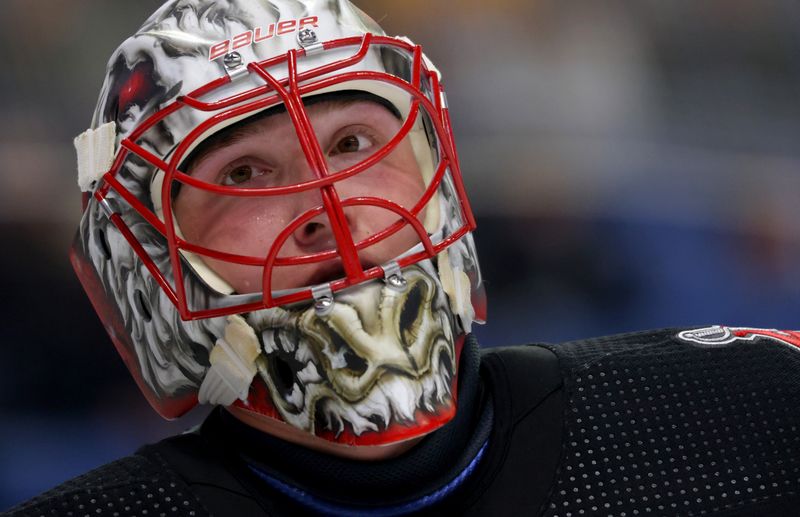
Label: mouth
xmin=304 ymin=259 xmax=379 ymax=287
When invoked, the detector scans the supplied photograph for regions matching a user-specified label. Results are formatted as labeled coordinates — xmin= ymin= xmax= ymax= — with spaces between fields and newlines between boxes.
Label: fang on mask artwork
xmin=226 ymin=264 xmax=460 ymax=443
xmin=70 ymin=0 xmax=486 ymax=447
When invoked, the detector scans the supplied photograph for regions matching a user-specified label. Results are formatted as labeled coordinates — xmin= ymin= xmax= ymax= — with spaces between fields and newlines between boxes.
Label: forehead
xmin=185 ymin=92 xmax=400 ymax=169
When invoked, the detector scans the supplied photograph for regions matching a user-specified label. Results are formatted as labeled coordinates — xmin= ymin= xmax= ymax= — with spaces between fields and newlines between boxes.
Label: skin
xmin=174 ymin=98 xmax=429 ymax=459
xmin=173 ymin=99 xmax=427 ymax=294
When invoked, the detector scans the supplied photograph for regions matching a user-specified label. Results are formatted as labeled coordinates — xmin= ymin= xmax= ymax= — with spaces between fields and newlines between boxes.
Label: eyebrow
xmin=184 ymin=124 xmax=262 ymax=172
xmin=181 ymin=105 xmax=287 ymax=174
xmin=182 ymin=91 xmax=402 ymax=174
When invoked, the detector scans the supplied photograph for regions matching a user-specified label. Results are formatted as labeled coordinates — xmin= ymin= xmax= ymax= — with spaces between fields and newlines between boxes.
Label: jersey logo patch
xmin=677 ymin=325 xmax=800 ymax=350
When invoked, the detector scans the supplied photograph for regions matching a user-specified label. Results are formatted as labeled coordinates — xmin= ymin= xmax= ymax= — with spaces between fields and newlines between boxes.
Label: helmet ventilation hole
xmin=95 ymin=228 xmax=112 ymax=260
xmin=134 ymin=289 xmax=152 ymax=322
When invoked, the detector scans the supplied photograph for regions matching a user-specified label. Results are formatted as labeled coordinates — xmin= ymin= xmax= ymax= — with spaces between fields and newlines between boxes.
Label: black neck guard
xmin=201 ymin=334 xmax=492 ymax=507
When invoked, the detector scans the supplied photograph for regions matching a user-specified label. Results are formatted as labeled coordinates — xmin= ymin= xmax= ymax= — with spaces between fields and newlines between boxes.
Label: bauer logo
xmin=676 ymin=325 xmax=800 ymax=350
xmin=209 ymin=16 xmax=319 ymax=61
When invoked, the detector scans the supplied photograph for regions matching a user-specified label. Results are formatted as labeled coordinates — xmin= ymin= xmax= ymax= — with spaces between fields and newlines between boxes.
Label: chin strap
xmin=199 ymin=315 xmax=262 ymax=405
xmin=74 ymin=121 xmax=117 ymax=192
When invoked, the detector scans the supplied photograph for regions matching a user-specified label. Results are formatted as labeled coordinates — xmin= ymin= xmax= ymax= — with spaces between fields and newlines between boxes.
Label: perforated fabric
xmin=4 ymin=454 xmax=210 ymax=517
xmin=13 ymin=329 xmax=800 ymax=516
xmin=542 ymin=328 xmax=800 ymax=516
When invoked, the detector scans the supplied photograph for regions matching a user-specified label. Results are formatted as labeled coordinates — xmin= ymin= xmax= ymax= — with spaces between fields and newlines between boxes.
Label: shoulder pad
xmin=5 ymin=454 xmax=209 ymax=516
xmin=482 ymin=344 xmax=561 ymax=423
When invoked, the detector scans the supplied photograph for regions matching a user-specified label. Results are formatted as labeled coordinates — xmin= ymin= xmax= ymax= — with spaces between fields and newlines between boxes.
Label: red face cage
xmin=90 ymin=34 xmax=477 ymax=321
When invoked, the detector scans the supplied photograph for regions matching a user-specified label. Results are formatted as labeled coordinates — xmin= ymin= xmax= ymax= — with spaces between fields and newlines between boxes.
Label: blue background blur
xmin=1 ymin=0 xmax=799 ymax=509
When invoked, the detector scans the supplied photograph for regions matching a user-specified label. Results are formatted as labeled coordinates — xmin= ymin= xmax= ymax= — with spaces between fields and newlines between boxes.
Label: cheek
xmin=173 ymin=195 xmax=297 ymax=292
xmin=349 ymin=172 xmax=428 ymax=257
xmin=389 ymin=143 xmax=427 ymax=204
xmin=364 ymin=165 xmax=426 ymax=216
xmin=203 ymin=204 xmax=291 ymax=257
xmin=353 ymin=142 xmax=426 ymax=209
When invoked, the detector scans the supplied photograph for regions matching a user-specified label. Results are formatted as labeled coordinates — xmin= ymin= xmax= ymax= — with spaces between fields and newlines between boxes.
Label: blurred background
xmin=1 ymin=0 xmax=798 ymax=509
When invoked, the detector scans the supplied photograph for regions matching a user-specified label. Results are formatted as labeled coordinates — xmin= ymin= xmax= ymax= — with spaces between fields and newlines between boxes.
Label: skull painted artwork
xmin=235 ymin=263 xmax=460 ymax=444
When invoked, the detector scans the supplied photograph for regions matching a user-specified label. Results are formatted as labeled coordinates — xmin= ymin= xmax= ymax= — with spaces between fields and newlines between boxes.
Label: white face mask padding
xmin=75 ymin=121 xmax=117 ymax=192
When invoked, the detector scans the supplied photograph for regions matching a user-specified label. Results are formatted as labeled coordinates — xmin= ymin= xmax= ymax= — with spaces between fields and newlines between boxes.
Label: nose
xmin=289 ymin=157 xmax=357 ymax=253
xmin=292 ymin=212 xmax=339 ymax=251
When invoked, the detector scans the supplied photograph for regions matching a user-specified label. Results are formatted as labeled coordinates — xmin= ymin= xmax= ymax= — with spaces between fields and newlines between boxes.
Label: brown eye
xmin=332 ymin=134 xmax=371 ymax=155
xmin=336 ymin=135 xmax=360 ymax=153
xmin=223 ymin=165 xmax=253 ymax=185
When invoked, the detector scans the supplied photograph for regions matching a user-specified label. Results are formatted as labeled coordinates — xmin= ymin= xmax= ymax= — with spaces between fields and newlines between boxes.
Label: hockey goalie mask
xmin=71 ymin=0 xmax=485 ymax=447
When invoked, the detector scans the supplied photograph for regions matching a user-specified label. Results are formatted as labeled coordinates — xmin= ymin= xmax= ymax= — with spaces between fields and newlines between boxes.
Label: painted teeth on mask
xmin=442 ymin=351 xmax=454 ymax=397
xmin=260 ymin=329 xmax=280 ymax=355
xmin=295 ymin=341 xmax=314 ymax=364
xmin=420 ymin=374 xmax=437 ymax=412
xmin=352 ymin=383 xmax=391 ymax=427
xmin=312 ymin=334 xmax=455 ymax=435
xmin=260 ymin=328 xmax=322 ymax=414
xmin=417 ymin=341 xmax=451 ymax=412
xmin=431 ymin=344 xmax=453 ymax=404
xmin=314 ymin=344 xmax=448 ymax=435
xmin=277 ymin=330 xmax=297 ymax=354
xmin=286 ymin=382 xmax=304 ymax=410
xmin=297 ymin=361 xmax=322 ymax=384
xmin=251 ymin=267 xmax=460 ymax=436
xmin=318 ymin=398 xmax=379 ymax=436
xmin=377 ymin=374 xmax=423 ymax=423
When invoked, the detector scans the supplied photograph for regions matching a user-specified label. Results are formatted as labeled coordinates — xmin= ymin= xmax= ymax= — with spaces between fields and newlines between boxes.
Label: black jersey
xmin=7 ymin=327 xmax=800 ymax=516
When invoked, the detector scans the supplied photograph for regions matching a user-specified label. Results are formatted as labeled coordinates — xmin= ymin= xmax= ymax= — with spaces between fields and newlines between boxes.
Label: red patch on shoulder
xmin=677 ymin=325 xmax=800 ymax=350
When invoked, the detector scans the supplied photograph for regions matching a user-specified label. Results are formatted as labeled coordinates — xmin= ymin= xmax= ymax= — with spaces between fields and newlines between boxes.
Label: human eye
xmin=220 ymin=162 xmax=273 ymax=187
xmin=328 ymin=127 xmax=376 ymax=157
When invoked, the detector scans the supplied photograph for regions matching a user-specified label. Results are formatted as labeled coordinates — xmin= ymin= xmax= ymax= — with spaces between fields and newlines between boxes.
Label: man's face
xmin=173 ymin=97 xmax=427 ymax=294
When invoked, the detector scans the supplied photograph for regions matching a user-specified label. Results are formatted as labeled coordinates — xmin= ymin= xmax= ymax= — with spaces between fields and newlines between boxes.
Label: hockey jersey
xmin=7 ymin=327 xmax=800 ymax=516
